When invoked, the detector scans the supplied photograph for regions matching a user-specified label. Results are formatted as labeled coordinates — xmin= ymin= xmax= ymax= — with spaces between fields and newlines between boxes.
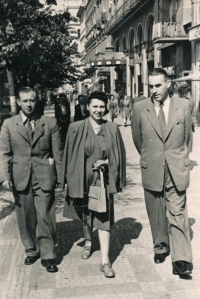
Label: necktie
xmin=158 ymin=102 xmax=166 ymax=141
xmin=25 ymin=118 xmax=33 ymax=143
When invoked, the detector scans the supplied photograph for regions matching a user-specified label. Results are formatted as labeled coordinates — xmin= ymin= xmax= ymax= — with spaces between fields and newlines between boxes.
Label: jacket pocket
xmin=184 ymin=158 xmax=190 ymax=167
xmin=140 ymin=160 xmax=147 ymax=169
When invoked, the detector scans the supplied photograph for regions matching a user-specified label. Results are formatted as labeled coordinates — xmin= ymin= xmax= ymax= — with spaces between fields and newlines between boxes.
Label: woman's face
xmin=87 ymin=98 xmax=106 ymax=121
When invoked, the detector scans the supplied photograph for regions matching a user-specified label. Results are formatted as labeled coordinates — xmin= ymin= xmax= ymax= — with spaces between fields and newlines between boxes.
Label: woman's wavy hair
xmin=87 ymin=90 xmax=109 ymax=114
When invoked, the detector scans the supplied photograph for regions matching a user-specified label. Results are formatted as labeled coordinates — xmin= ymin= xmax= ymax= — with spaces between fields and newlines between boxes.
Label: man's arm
xmin=184 ymin=101 xmax=192 ymax=147
xmin=51 ymin=120 xmax=62 ymax=184
xmin=0 ymin=120 xmax=13 ymax=189
xmin=131 ymin=103 xmax=142 ymax=155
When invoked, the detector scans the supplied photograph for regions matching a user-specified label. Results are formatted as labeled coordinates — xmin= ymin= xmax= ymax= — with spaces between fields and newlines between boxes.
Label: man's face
xmin=148 ymin=74 xmax=171 ymax=102
xmin=17 ymin=91 xmax=37 ymax=117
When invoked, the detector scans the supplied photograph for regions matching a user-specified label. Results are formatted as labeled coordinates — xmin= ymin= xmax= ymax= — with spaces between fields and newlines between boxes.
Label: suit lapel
xmin=165 ymin=97 xmax=178 ymax=141
xmin=16 ymin=115 xmax=30 ymax=144
xmin=147 ymin=99 xmax=163 ymax=140
xmin=32 ymin=116 xmax=45 ymax=146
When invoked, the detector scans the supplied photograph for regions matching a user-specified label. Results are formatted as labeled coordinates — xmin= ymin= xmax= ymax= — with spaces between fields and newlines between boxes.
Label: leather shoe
xmin=41 ymin=259 xmax=58 ymax=273
xmin=154 ymin=252 xmax=169 ymax=264
xmin=24 ymin=256 xmax=39 ymax=265
xmin=100 ymin=263 xmax=115 ymax=278
xmin=81 ymin=245 xmax=92 ymax=260
xmin=173 ymin=261 xmax=193 ymax=275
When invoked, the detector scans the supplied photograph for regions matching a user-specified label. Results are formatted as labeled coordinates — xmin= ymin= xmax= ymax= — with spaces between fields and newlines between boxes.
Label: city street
xmin=0 ymin=107 xmax=200 ymax=299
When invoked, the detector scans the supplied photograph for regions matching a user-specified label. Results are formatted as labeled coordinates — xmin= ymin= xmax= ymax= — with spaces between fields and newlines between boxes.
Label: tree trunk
xmin=6 ymin=67 xmax=17 ymax=115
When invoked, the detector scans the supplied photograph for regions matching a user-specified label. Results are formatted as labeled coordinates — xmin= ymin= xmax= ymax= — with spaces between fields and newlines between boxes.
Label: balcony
xmin=104 ymin=0 xmax=141 ymax=34
xmin=153 ymin=22 xmax=189 ymax=43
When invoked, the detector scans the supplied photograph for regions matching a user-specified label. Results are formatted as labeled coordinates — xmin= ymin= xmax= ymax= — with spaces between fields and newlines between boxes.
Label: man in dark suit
xmin=0 ymin=87 xmax=62 ymax=273
xmin=131 ymin=68 xmax=193 ymax=276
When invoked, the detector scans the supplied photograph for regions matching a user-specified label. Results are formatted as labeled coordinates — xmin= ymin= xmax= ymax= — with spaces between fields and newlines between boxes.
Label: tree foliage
xmin=0 ymin=0 xmax=80 ymax=91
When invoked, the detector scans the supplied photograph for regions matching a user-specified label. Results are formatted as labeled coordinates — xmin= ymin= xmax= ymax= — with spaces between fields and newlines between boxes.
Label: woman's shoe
xmin=81 ymin=245 xmax=92 ymax=259
xmin=100 ymin=263 xmax=115 ymax=278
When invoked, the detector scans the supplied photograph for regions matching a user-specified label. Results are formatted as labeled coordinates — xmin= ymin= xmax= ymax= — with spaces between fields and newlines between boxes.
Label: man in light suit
xmin=131 ymin=68 xmax=193 ymax=277
xmin=0 ymin=87 xmax=62 ymax=273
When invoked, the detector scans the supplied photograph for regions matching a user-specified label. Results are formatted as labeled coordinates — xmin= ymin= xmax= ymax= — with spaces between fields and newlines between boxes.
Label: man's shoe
xmin=41 ymin=259 xmax=58 ymax=273
xmin=100 ymin=263 xmax=115 ymax=278
xmin=81 ymin=245 xmax=92 ymax=260
xmin=154 ymin=252 xmax=169 ymax=264
xmin=173 ymin=261 xmax=193 ymax=275
xmin=24 ymin=256 xmax=39 ymax=265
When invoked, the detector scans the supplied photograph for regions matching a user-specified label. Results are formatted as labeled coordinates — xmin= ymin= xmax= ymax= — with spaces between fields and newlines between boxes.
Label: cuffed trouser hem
xmin=172 ymin=256 xmax=192 ymax=263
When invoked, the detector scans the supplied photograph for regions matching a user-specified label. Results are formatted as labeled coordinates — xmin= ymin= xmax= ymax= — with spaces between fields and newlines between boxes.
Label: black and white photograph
xmin=0 ymin=0 xmax=200 ymax=298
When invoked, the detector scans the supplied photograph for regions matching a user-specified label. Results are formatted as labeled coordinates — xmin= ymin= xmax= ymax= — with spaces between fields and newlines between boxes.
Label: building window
xmin=147 ymin=16 xmax=154 ymax=50
xmin=137 ymin=25 xmax=143 ymax=54
xmin=115 ymin=39 xmax=120 ymax=52
xmin=129 ymin=29 xmax=135 ymax=56
xmin=122 ymin=36 xmax=127 ymax=52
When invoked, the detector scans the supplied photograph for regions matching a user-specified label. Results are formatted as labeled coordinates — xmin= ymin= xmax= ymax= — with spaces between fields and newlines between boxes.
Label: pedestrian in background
xmin=61 ymin=90 xmax=126 ymax=278
xmin=131 ymin=68 xmax=193 ymax=277
xmin=0 ymin=87 xmax=62 ymax=273
xmin=121 ymin=93 xmax=130 ymax=127
xmin=178 ymin=84 xmax=197 ymax=152
xmin=54 ymin=93 xmax=71 ymax=149
xmin=74 ymin=94 xmax=89 ymax=122
xmin=108 ymin=94 xmax=118 ymax=122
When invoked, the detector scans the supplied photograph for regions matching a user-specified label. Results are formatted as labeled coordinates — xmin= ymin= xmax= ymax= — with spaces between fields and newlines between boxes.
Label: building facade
xmin=80 ymin=0 xmax=198 ymax=99
xmin=189 ymin=0 xmax=200 ymax=122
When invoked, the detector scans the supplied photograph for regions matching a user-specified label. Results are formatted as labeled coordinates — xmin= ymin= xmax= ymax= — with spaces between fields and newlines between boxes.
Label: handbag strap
xmin=91 ymin=169 xmax=104 ymax=187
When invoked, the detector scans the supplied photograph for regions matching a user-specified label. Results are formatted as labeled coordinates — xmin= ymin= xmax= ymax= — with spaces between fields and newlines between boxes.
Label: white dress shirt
xmin=20 ymin=111 xmax=36 ymax=131
xmin=154 ymin=96 xmax=171 ymax=124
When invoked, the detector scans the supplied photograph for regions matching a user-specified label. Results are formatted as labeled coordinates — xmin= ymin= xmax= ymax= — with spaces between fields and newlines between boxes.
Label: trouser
xmin=144 ymin=165 xmax=192 ymax=263
xmin=13 ymin=170 xmax=57 ymax=260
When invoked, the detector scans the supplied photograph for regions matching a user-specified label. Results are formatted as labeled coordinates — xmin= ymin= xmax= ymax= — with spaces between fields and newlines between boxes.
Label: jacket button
xmin=162 ymin=163 xmax=165 ymax=166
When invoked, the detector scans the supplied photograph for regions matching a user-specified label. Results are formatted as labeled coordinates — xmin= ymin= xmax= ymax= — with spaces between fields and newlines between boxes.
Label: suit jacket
xmin=0 ymin=114 xmax=62 ymax=191
xmin=131 ymin=96 xmax=191 ymax=192
xmin=61 ymin=118 xmax=126 ymax=198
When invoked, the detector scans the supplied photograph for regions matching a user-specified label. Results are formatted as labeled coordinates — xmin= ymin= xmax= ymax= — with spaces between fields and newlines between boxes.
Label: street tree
xmin=0 ymin=0 xmax=80 ymax=114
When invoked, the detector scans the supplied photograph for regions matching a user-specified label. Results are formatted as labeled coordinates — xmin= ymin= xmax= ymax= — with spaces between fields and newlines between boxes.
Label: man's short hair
xmin=18 ymin=87 xmax=37 ymax=98
xmin=149 ymin=68 xmax=169 ymax=80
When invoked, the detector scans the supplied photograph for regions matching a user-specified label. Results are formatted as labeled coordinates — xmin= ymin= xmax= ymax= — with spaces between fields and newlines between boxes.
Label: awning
xmin=90 ymin=51 xmax=126 ymax=67
xmin=172 ymin=72 xmax=200 ymax=82
xmin=157 ymin=43 xmax=175 ymax=50
xmin=154 ymin=37 xmax=189 ymax=43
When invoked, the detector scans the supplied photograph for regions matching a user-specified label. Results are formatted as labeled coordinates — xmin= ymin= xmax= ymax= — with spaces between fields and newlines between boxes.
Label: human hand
xmin=92 ymin=160 xmax=108 ymax=171
xmin=2 ymin=180 xmax=12 ymax=190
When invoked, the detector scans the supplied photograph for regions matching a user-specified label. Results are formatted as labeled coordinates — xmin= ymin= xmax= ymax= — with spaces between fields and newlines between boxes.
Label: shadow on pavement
xmin=55 ymin=220 xmax=83 ymax=265
xmin=110 ymin=217 xmax=143 ymax=264
xmin=55 ymin=217 xmax=142 ymax=266
xmin=0 ymin=198 xmax=15 ymax=221
xmin=189 ymin=218 xmax=195 ymax=241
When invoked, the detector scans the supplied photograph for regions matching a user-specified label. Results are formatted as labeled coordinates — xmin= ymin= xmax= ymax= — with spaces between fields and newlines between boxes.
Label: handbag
xmin=88 ymin=169 xmax=107 ymax=213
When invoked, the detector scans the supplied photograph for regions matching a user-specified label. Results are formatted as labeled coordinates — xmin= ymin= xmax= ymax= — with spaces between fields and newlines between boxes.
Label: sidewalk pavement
xmin=0 ymin=110 xmax=200 ymax=299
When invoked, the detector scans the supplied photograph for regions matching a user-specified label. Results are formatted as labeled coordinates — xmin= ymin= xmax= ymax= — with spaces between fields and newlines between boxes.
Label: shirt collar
xmin=20 ymin=111 xmax=36 ymax=124
xmin=162 ymin=95 xmax=170 ymax=106
xmin=152 ymin=95 xmax=171 ymax=107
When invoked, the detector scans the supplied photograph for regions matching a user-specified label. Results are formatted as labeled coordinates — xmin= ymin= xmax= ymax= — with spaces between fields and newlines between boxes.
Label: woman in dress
xmin=121 ymin=94 xmax=130 ymax=127
xmin=61 ymin=90 xmax=126 ymax=278
xmin=108 ymin=94 xmax=117 ymax=122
